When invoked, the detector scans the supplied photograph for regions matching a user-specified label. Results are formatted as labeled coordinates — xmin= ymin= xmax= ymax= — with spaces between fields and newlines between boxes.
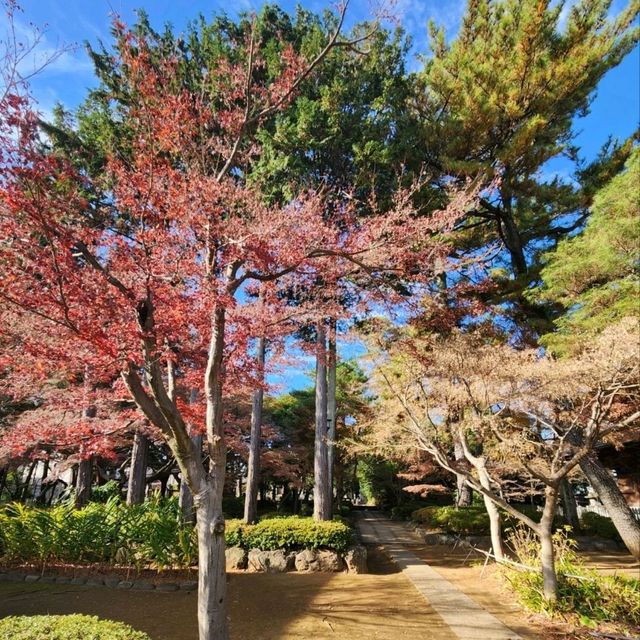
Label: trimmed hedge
xmin=411 ymin=504 xmax=549 ymax=536
xmin=0 ymin=615 xmax=151 ymax=640
xmin=412 ymin=506 xmax=491 ymax=535
xmin=225 ymin=516 xmax=352 ymax=552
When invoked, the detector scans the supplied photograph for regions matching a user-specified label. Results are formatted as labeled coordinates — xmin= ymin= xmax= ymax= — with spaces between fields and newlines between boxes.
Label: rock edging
xmin=0 ymin=545 xmax=368 ymax=588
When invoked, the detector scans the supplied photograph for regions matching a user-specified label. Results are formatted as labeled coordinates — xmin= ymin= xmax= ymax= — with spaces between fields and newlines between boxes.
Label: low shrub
xmin=580 ymin=512 xmax=622 ymax=541
xmin=242 ymin=516 xmax=352 ymax=552
xmin=412 ymin=506 xmax=491 ymax=535
xmin=0 ymin=502 xmax=353 ymax=568
xmin=503 ymin=526 xmax=640 ymax=628
xmin=0 ymin=614 xmax=151 ymax=640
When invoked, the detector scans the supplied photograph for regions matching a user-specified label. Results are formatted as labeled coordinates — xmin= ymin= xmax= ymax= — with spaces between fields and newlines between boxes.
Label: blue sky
xmin=4 ymin=0 xmax=639 ymax=390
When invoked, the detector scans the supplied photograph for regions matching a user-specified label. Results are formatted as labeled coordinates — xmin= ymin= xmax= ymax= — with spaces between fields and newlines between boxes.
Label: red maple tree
xmin=0 ymin=8 xmax=475 ymax=638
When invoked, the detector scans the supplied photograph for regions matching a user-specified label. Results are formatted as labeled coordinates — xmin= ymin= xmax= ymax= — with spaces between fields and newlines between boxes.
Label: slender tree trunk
xmin=201 ymin=304 xmax=229 ymax=640
xmin=454 ymin=436 xmax=473 ymax=507
xmin=327 ymin=318 xmax=337 ymax=518
xmin=244 ymin=336 xmax=266 ymax=524
xmin=539 ymin=485 xmax=559 ymax=602
xmin=580 ymin=453 xmax=640 ymax=559
xmin=75 ymin=458 xmax=92 ymax=508
xmin=180 ymin=433 xmax=202 ymax=524
xmin=477 ymin=462 xmax=504 ymax=560
xmin=560 ymin=478 xmax=580 ymax=534
xmin=20 ymin=461 xmax=37 ymax=502
xmin=314 ymin=320 xmax=331 ymax=521
xmin=127 ymin=432 xmax=149 ymax=505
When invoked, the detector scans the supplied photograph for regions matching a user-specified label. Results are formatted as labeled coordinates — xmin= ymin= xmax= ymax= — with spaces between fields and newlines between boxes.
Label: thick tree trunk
xmin=127 ymin=432 xmax=149 ymax=505
xmin=477 ymin=462 xmax=504 ymax=560
xmin=559 ymin=478 xmax=580 ymax=534
xmin=539 ymin=485 xmax=559 ymax=602
xmin=195 ymin=485 xmax=228 ymax=640
xmin=314 ymin=320 xmax=331 ymax=521
xmin=75 ymin=458 xmax=92 ymax=509
xmin=244 ymin=336 xmax=266 ymax=524
xmin=580 ymin=453 xmax=640 ymax=559
xmin=497 ymin=202 xmax=527 ymax=275
xmin=327 ymin=318 xmax=337 ymax=518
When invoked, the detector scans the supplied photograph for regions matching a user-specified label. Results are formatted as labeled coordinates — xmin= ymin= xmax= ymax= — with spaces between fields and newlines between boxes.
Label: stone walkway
xmin=355 ymin=510 xmax=523 ymax=640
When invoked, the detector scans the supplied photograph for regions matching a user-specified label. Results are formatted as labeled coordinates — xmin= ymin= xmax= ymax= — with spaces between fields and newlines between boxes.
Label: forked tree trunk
xmin=559 ymin=478 xmax=580 ymax=533
xmin=244 ymin=336 xmax=266 ymax=524
xmin=314 ymin=320 xmax=331 ymax=521
xmin=327 ymin=318 xmax=337 ymax=518
xmin=580 ymin=453 xmax=640 ymax=559
xmin=75 ymin=458 xmax=92 ymax=509
xmin=539 ymin=484 xmax=559 ymax=602
xmin=127 ymin=432 xmax=149 ymax=505
xmin=477 ymin=462 xmax=504 ymax=560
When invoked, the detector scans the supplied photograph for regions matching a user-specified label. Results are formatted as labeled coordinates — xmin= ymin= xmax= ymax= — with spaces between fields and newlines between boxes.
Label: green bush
xmin=580 ymin=512 xmax=622 ymax=541
xmin=503 ymin=526 xmax=639 ymax=627
xmin=0 ymin=498 xmax=196 ymax=569
xmin=243 ymin=516 xmax=352 ymax=552
xmin=412 ymin=506 xmax=491 ymax=535
xmin=90 ymin=480 xmax=122 ymax=503
xmin=0 ymin=502 xmax=353 ymax=568
xmin=0 ymin=615 xmax=150 ymax=640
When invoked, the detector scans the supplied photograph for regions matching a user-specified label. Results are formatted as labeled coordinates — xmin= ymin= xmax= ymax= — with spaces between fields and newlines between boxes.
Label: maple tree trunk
xmin=560 ymin=478 xmax=580 ymax=534
xmin=580 ymin=453 xmax=640 ymax=559
xmin=200 ymin=304 xmax=229 ymax=640
xmin=127 ymin=432 xmax=149 ymax=505
xmin=244 ymin=336 xmax=266 ymax=524
xmin=314 ymin=320 xmax=331 ymax=521
xmin=539 ymin=485 xmax=559 ymax=602
xmin=327 ymin=318 xmax=337 ymax=517
xmin=195 ymin=484 xmax=227 ymax=640
xmin=180 ymin=433 xmax=202 ymax=524
xmin=75 ymin=458 xmax=92 ymax=509
xmin=477 ymin=462 xmax=504 ymax=560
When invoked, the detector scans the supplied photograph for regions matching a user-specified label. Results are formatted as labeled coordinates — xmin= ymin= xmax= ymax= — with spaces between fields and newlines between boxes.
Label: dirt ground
xmin=1 ymin=545 xmax=637 ymax=639
xmin=0 ymin=549 xmax=453 ymax=640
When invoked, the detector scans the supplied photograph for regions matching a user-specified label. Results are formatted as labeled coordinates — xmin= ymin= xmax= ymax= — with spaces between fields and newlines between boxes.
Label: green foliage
xmin=357 ymin=456 xmax=400 ymax=508
xmin=89 ymin=480 xmax=122 ymax=503
xmin=390 ymin=498 xmax=452 ymax=521
xmin=536 ymin=148 xmax=640 ymax=355
xmin=412 ymin=506 xmax=491 ymax=535
xmin=0 ymin=498 xmax=196 ymax=569
xmin=0 ymin=615 xmax=151 ymax=640
xmin=579 ymin=512 xmax=622 ymax=542
xmin=504 ymin=526 xmax=639 ymax=627
xmin=224 ymin=516 xmax=352 ymax=552
xmin=0 ymin=501 xmax=353 ymax=567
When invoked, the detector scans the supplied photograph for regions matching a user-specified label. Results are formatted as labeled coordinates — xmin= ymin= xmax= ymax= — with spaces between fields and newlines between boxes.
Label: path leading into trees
xmin=355 ymin=510 xmax=523 ymax=640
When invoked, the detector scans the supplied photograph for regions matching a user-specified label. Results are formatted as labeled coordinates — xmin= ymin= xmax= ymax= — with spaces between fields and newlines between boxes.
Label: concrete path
xmin=355 ymin=510 xmax=523 ymax=640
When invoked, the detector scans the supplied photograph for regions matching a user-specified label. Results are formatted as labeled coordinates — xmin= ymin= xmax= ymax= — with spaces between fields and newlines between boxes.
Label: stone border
xmin=0 ymin=571 xmax=197 ymax=592
xmin=0 ymin=545 xmax=367 ymax=589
